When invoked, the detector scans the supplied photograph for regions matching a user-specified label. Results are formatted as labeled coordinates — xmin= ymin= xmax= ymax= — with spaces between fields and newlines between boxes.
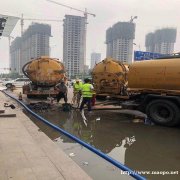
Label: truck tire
xmin=27 ymin=95 xmax=33 ymax=98
xmin=96 ymin=95 xmax=106 ymax=100
xmin=6 ymin=83 xmax=13 ymax=88
xmin=146 ymin=99 xmax=180 ymax=126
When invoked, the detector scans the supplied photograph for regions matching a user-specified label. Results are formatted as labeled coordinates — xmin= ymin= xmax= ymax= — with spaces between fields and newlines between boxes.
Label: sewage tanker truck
xmin=22 ymin=56 xmax=66 ymax=98
xmin=92 ymin=57 xmax=180 ymax=126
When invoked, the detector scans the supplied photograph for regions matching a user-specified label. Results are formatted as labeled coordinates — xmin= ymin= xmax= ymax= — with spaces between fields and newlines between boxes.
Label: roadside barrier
xmin=2 ymin=90 xmax=146 ymax=180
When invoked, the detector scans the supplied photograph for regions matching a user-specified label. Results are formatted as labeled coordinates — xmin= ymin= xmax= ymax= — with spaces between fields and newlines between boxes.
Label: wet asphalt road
xmin=28 ymin=108 xmax=179 ymax=180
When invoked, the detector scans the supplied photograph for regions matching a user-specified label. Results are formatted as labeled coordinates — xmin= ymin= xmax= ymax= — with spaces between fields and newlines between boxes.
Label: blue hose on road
xmin=2 ymin=90 xmax=146 ymax=180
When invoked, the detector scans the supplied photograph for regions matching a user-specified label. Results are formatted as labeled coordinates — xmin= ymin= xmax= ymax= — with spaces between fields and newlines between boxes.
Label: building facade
xmin=10 ymin=37 xmax=21 ymax=74
xmin=90 ymin=52 xmax=101 ymax=69
xmin=10 ymin=23 xmax=51 ymax=74
xmin=63 ymin=15 xmax=86 ymax=79
xmin=145 ymin=28 xmax=177 ymax=54
xmin=106 ymin=22 xmax=135 ymax=64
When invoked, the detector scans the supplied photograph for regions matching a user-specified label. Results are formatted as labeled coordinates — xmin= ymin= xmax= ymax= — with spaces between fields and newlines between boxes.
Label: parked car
xmin=2 ymin=78 xmax=30 ymax=88
xmin=1 ymin=78 xmax=12 ymax=85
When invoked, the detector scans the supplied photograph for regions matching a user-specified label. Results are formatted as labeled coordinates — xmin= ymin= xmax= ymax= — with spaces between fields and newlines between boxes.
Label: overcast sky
xmin=0 ymin=0 xmax=180 ymax=72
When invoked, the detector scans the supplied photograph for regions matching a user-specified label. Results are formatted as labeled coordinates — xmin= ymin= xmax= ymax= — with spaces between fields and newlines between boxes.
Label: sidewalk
xmin=0 ymin=91 xmax=92 ymax=180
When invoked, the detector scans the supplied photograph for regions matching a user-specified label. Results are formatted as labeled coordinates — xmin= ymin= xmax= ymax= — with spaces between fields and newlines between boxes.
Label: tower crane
xmin=46 ymin=0 xmax=96 ymax=68
xmin=46 ymin=0 xmax=96 ymax=41
xmin=46 ymin=0 xmax=96 ymax=19
xmin=20 ymin=14 xmax=62 ymax=36
xmin=46 ymin=0 xmax=96 ymax=44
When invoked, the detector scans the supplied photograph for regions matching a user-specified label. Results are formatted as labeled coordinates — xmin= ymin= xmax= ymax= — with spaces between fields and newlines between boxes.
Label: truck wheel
xmin=6 ymin=83 xmax=13 ymax=88
xmin=27 ymin=95 xmax=33 ymax=98
xmin=146 ymin=99 xmax=180 ymax=126
xmin=96 ymin=95 xmax=106 ymax=100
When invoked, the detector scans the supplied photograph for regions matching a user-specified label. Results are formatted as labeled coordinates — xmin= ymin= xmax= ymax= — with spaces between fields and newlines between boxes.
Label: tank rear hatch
xmin=92 ymin=58 xmax=128 ymax=95
xmin=23 ymin=56 xmax=66 ymax=87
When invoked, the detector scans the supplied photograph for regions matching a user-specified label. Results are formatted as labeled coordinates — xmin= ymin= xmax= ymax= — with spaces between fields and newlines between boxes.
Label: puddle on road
xmin=28 ymin=105 xmax=180 ymax=180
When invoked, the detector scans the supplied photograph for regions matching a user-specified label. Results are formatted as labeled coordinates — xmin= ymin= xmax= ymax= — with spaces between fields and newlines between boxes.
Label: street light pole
xmin=49 ymin=44 xmax=56 ymax=56
xmin=133 ymin=43 xmax=141 ymax=51
xmin=8 ymin=36 xmax=15 ymax=73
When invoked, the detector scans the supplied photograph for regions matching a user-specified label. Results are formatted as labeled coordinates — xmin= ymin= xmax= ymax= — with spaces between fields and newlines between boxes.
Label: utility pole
xmin=8 ymin=36 xmax=14 ymax=71
xmin=21 ymin=14 xmax=24 ymax=36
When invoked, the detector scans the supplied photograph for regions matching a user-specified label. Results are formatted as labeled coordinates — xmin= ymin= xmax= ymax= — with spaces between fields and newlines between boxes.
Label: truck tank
xmin=128 ymin=59 xmax=180 ymax=93
xmin=22 ymin=56 xmax=65 ymax=86
xmin=92 ymin=58 xmax=128 ymax=95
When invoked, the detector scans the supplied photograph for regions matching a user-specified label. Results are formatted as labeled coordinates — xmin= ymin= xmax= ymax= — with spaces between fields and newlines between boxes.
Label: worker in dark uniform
xmin=80 ymin=78 xmax=94 ymax=112
xmin=55 ymin=81 xmax=68 ymax=103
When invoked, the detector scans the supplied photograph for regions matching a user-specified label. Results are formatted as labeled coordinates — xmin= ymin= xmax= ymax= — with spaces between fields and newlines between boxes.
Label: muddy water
xmin=29 ymin=106 xmax=180 ymax=180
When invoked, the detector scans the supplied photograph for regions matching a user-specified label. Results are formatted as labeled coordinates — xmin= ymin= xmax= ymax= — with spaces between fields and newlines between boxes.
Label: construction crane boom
xmin=20 ymin=14 xmax=62 ymax=36
xmin=23 ymin=18 xmax=62 ymax=22
xmin=46 ymin=0 xmax=96 ymax=18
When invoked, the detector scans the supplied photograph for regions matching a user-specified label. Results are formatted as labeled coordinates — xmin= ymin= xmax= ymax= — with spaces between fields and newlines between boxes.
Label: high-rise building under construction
xmin=63 ymin=15 xmax=86 ymax=78
xmin=10 ymin=23 xmax=51 ymax=74
xmin=145 ymin=28 xmax=177 ymax=54
xmin=106 ymin=22 xmax=135 ymax=64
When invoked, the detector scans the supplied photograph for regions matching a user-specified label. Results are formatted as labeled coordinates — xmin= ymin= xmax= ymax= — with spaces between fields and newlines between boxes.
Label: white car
xmin=3 ymin=78 xmax=30 ymax=88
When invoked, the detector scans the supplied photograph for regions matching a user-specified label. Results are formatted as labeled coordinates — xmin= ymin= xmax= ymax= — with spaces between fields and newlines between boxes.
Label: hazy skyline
xmin=0 ymin=0 xmax=180 ymax=72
